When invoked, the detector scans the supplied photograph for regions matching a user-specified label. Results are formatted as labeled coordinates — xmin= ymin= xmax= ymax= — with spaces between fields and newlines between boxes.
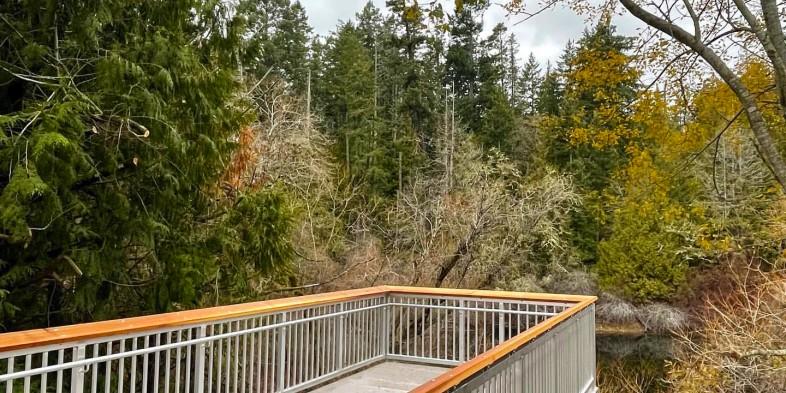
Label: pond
xmin=596 ymin=333 xmax=676 ymax=392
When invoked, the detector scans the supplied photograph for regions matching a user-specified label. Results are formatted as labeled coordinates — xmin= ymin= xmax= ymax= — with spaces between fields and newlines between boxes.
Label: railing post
xmin=194 ymin=326 xmax=207 ymax=393
xmin=337 ymin=303 xmax=344 ymax=369
xmin=458 ymin=300 xmax=466 ymax=361
xmin=277 ymin=313 xmax=287 ymax=392
xmin=70 ymin=345 xmax=86 ymax=393
xmin=382 ymin=295 xmax=390 ymax=357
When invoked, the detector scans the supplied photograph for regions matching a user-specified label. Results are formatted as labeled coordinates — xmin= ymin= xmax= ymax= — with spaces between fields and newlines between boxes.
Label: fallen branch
xmin=730 ymin=348 xmax=786 ymax=359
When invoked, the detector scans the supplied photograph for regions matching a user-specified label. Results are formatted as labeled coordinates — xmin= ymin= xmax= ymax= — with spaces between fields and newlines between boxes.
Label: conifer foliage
xmin=0 ymin=0 xmax=293 ymax=328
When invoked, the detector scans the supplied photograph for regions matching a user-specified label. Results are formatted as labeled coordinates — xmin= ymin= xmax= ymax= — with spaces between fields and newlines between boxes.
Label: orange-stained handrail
xmin=0 ymin=285 xmax=595 ymax=372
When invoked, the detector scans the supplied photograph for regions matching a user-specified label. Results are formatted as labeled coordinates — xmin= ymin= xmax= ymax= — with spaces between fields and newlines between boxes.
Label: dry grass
xmin=597 ymin=358 xmax=663 ymax=393
xmin=639 ymin=303 xmax=689 ymax=334
xmin=667 ymin=263 xmax=786 ymax=393
xmin=597 ymin=293 xmax=640 ymax=325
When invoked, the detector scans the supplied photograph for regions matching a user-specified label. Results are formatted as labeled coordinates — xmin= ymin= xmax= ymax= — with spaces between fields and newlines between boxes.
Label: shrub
xmin=596 ymin=200 xmax=689 ymax=302
xmin=638 ymin=303 xmax=688 ymax=334
xmin=667 ymin=265 xmax=786 ymax=392
xmin=596 ymin=293 xmax=639 ymax=325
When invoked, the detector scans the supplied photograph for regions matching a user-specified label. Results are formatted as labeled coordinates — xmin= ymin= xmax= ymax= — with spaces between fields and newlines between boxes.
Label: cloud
xmin=298 ymin=0 xmax=645 ymax=65
xmin=301 ymin=0 xmax=386 ymax=36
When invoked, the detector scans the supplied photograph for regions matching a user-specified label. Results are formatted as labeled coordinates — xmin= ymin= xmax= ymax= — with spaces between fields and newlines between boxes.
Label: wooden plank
xmin=409 ymin=297 xmax=597 ymax=393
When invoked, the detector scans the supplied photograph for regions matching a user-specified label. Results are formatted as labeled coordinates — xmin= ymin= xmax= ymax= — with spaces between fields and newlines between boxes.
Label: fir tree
xmin=445 ymin=4 xmax=485 ymax=102
xmin=239 ymin=0 xmax=312 ymax=92
xmin=543 ymin=24 xmax=640 ymax=265
xmin=518 ymin=53 xmax=543 ymax=116
xmin=536 ymin=62 xmax=562 ymax=115
xmin=386 ymin=0 xmax=439 ymax=150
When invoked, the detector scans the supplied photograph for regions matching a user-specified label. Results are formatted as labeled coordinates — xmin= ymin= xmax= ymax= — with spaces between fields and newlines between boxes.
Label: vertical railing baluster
xmin=70 ymin=345 xmax=86 ymax=393
xmin=417 ymin=298 xmax=423 ymax=359
xmin=335 ymin=303 xmax=344 ymax=370
xmin=207 ymin=327 xmax=214 ymax=393
xmin=56 ymin=349 xmax=64 ymax=393
xmin=443 ymin=300 xmax=448 ymax=358
xmin=428 ymin=298 xmax=433 ymax=360
xmin=194 ymin=326 xmax=207 ymax=393
xmin=459 ymin=300 xmax=466 ymax=362
xmin=248 ymin=320 xmax=255 ymax=393
xmin=174 ymin=333 xmax=182 ymax=393
xmin=23 ymin=354 xmax=31 ymax=393
xmin=239 ymin=321 xmax=246 ymax=393
xmin=498 ymin=302 xmax=505 ymax=345
xmin=255 ymin=318 xmax=263 ymax=393
xmin=452 ymin=299 xmax=456 ymax=360
xmin=216 ymin=326 xmax=223 ymax=393
xmin=41 ymin=352 xmax=49 ymax=393
xmin=224 ymin=325 xmax=231 ymax=393
xmin=275 ymin=313 xmax=286 ymax=392
xmin=131 ymin=338 xmax=138 ymax=393
xmin=232 ymin=323 xmax=239 ymax=393
xmin=91 ymin=344 xmax=99 ymax=393
xmin=397 ymin=299 xmax=403 ymax=357
xmin=104 ymin=344 xmax=112 ymax=393
xmin=263 ymin=318 xmax=269 ymax=393
xmin=141 ymin=338 xmax=148 ymax=393
xmin=6 ymin=356 xmax=14 ymax=393
xmin=433 ymin=299 xmax=443 ymax=359
xmin=302 ymin=311 xmax=308 ymax=384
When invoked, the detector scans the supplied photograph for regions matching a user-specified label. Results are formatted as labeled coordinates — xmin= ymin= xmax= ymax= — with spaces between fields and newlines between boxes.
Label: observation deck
xmin=0 ymin=286 xmax=597 ymax=393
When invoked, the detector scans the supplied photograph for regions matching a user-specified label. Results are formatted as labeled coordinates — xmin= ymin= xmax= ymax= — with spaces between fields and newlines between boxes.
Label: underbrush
xmin=667 ymin=264 xmax=786 ymax=392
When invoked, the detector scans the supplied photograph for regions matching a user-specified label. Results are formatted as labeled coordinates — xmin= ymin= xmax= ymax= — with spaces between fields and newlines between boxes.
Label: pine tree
xmin=478 ymin=24 xmax=508 ymax=88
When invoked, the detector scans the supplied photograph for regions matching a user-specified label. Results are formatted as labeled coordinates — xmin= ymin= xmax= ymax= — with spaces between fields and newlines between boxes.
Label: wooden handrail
xmin=0 ymin=286 xmax=386 ymax=352
xmin=410 ymin=295 xmax=597 ymax=393
xmin=0 ymin=285 xmax=592 ymax=354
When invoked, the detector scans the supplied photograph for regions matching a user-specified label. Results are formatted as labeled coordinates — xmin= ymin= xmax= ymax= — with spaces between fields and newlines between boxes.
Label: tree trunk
xmin=619 ymin=0 xmax=786 ymax=190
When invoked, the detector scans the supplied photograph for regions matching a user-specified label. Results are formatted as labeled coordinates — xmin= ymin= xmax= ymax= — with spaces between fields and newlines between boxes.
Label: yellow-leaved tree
xmin=595 ymin=92 xmax=703 ymax=301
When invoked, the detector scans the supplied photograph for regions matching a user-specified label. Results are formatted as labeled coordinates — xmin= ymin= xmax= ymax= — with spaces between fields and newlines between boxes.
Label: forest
xmin=1 ymin=0 xmax=785 ymax=391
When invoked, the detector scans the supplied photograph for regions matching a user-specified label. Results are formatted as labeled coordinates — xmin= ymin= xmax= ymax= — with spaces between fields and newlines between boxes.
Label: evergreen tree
xmin=473 ymin=24 xmax=519 ymax=153
xmin=386 ymin=0 xmax=440 ymax=150
xmin=504 ymin=36 xmax=521 ymax=105
xmin=478 ymin=24 xmax=508 ymax=88
xmin=356 ymin=1 xmax=385 ymax=51
xmin=445 ymin=4 xmax=485 ymax=104
xmin=536 ymin=62 xmax=562 ymax=115
xmin=239 ymin=0 xmax=312 ymax=92
xmin=322 ymin=23 xmax=398 ymax=196
xmin=0 ymin=0 xmax=293 ymax=328
xmin=518 ymin=53 xmax=543 ymax=116
xmin=543 ymin=24 xmax=640 ymax=264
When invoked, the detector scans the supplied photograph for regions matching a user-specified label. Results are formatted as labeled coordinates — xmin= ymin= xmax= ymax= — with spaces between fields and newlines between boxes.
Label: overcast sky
xmin=298 ymin=0 xmax=644 ymax=66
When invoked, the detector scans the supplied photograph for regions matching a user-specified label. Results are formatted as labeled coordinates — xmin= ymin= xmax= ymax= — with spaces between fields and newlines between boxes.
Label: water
xmin=596 ymin=333 xmax=675 ymax=392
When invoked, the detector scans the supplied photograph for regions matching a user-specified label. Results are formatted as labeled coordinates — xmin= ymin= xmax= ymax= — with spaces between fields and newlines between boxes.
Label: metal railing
xmin=0 ymin=286 xmax=596 ymax=393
